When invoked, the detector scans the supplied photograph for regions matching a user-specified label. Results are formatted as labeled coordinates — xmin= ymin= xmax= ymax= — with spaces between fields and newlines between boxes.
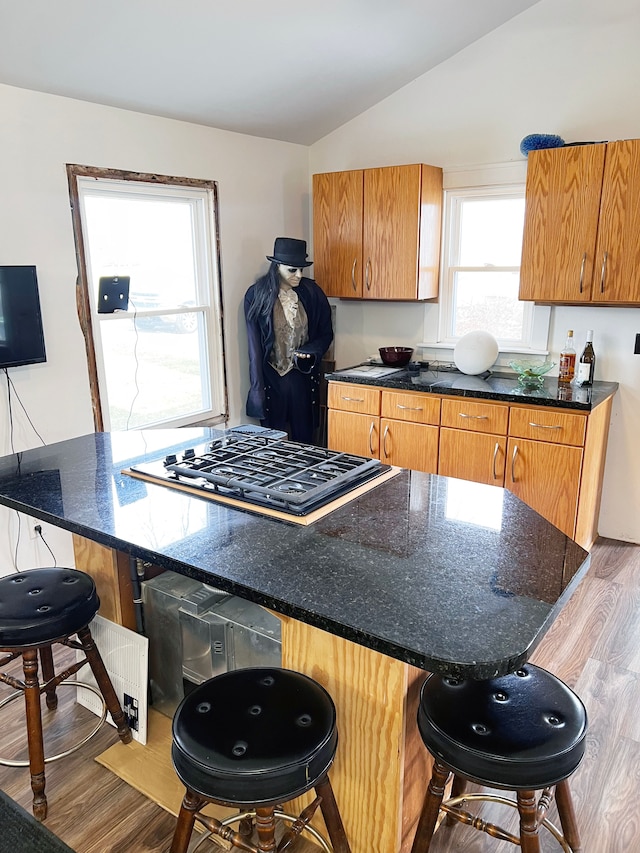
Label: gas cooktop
xmin=126 ymin=426 xmax=390 ymax=516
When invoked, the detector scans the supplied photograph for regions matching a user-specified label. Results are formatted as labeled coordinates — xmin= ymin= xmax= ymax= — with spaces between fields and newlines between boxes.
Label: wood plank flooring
xmin=0 ymin=536 xmax=637 ymax=852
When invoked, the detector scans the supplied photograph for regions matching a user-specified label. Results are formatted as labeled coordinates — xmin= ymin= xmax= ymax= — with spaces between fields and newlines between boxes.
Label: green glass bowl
xmin=508 ymin=360 xmax=556 ymax=385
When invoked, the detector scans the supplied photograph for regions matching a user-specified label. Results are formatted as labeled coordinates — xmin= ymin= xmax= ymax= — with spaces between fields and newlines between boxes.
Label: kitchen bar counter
xmin=0 ymin=430 xmax=590 ymax=853
xmin=326 ymin=363 xmax=618 ymax=411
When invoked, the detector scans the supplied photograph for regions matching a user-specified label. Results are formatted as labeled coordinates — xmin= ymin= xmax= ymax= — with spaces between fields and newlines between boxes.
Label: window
xmin=432 ymin=182 xmax=549 ymax=355
xmin=68 ymin=166 xmax=227 ymax=431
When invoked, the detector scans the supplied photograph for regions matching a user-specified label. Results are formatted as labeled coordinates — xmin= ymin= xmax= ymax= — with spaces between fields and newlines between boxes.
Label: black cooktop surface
xmin=127 ymin=429 xmax=389 ymax=516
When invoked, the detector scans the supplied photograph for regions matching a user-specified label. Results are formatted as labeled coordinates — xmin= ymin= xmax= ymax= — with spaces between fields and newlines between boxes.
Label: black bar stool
xmin=170 ymin=667 xmax=351 ymax=853
xmin=0 ymin=567 xmax=132 ymax=820
xmin=411 ymin=664 xmax=587 ymax=853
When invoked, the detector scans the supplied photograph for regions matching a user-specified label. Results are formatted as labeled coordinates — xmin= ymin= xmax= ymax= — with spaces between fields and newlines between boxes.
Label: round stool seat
xmin=418 ymin=664 xmax=587 ymax=790
xmin=0 ymin=568 xmax=99 ymax=647
xmin=172 ymin=667 xmax=338 ymax=806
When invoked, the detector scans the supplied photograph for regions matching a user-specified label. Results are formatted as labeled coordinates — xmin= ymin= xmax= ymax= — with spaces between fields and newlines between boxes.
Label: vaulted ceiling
xmin=0 ymin=1 xmax=540 ymax=144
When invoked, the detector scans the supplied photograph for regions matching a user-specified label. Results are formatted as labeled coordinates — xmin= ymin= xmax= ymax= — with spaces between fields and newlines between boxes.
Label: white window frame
xmin=421 ymin=165 xmax=550 ymax=362
xmin=70 ymin=170 xmax=227 ymax=430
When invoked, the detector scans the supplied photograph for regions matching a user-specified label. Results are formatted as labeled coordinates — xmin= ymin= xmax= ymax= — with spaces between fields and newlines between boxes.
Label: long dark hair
xmin=246 ymin=262 xmax=280 ymax=322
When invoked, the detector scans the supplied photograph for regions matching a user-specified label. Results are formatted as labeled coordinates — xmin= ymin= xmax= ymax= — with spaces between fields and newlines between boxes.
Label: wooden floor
xmin=0 ymin=536 xmax=637 ymax=852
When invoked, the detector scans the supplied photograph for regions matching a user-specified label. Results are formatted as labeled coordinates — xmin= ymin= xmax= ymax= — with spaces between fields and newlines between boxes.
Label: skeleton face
xmin=278 ymin=264 xmax=304 ymax=288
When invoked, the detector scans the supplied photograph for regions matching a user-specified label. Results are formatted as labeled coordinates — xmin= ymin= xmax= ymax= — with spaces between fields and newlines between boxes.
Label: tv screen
xmin=0 ymin=266 xmax=47 ymax=369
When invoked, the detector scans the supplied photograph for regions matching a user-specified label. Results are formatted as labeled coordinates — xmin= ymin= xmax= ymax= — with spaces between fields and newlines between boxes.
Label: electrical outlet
xmin=29 ymin=521 xmax=42 ymax=540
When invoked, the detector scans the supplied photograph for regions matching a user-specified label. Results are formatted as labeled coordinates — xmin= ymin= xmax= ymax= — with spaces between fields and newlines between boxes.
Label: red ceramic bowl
xmin=379 ymin=346 xmax=414 ymax=367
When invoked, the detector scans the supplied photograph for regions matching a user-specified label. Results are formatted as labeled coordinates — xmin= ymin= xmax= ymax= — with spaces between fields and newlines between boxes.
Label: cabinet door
xmin=313 ymin=170 xmax=363 ymax=298
xmin=380 ymin=419 xmax=438 ymax=473
xmin=439 ymin=428 xmax=506 ymax=486
xmin=328 ymin=409 xmax=379 ymax=459
xmin=363 ymin=165 xmax=442 ymax=301
xmin=519 ymin=144 xmax=607 ymax=303
xmin=505 ymin=438 xmax=583 ymax=538
xmin=593 ymin=139 xmax=640 ymax=303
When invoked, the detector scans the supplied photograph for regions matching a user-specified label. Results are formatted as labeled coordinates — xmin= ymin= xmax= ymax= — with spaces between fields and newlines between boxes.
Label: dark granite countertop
xmin=0 ymin=430 xmax=590 ymax=679
xmin=326 ymin=364 xmax=618 ymax=411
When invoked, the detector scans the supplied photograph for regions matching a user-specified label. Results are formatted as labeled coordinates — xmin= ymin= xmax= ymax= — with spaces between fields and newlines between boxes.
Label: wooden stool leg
xmin=315 ymin=775 xmax=352 ymax=853
xmin=255 ymin=806 xmax=277 ymax=852
xmin=516 ymin=790 xmax=542 ymax=853
xmin=22 ymin=649 xmax=47 ymax=821
xmin=555 ymin=780 xmax=582 ymax=852
xmin=411 ymin=759 xmax=451 ymax=853
xmin=170 ymin=789 xmax=204 ymax=853
xmin=76 ymin=625 xmax=132 ymax=743
xmin=39 ymin=645 xmax=58 ymax=710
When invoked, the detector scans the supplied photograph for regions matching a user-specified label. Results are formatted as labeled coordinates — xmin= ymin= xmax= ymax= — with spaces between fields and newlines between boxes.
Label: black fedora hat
xmin=267 ymin=237 xmax=313 ymax=268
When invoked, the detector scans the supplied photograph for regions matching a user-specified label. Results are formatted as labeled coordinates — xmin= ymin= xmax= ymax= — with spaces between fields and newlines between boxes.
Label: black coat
xmin=244 ymin=277 xmax=333 ymax=423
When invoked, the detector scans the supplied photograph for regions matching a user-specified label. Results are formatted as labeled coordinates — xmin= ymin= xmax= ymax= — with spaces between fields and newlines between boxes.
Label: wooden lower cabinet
xmin=505 ymin=438 xmax=583 ymax=538
xmin=439 ymin=428 xmax=506 ymax=486
xmin=328 ymin=381 xmax=614 ymax=550
xmin=328 ymin=408 xmax=379 ymax=458
xmin=381 ymin=418 xmax=438 ymax=472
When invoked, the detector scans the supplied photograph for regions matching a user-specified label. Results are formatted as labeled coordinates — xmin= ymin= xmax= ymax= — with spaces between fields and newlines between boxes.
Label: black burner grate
xmin=127 ymin=431 xmax=388 ymax=516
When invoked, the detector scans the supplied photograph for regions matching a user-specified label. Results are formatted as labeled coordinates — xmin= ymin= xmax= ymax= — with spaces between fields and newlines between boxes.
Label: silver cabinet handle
xmin=492 ymin=442 xmax=500 ymax=480
xmin=528 ymin=422 xmax=562 ymax=430
xmin=459 ymin=413 xmax=488 ymax=420
xmin=342 ymin=396 xmax=364 ymax=403
xmin=511 ymin=444 xmax=519 ymax=483
xmin=369 ymin=421 xmax=375 ymax=455
xmin=397 ymin=404 xmax=423 ymax=412
xmin=382 ymin=424 xmax=390 ymax=458
xmin=600 ymin=251 xmax=608 ymax=294
xmin=579 ymin=251 xmax=587 ymax=294
xmin=351 ymin=258 xmax=357 ymax=292
xmin=365 ymin=258 xmax=372 ymax=291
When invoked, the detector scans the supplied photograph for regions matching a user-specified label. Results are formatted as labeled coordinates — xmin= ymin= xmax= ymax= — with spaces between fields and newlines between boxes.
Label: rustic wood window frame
xmin=66 ymin=164 xmax=227 ymax=431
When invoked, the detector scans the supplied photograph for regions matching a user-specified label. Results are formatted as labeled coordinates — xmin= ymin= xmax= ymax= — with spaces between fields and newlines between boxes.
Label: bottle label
xmin=559 ymin=353 xmax=576 ymax=381
xmin=577 ymin=362 xmax=591 ymax=383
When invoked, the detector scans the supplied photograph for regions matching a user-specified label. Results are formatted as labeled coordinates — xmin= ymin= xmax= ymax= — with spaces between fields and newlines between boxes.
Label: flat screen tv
xmin=0 ymin=265 xmax=47 ymax=369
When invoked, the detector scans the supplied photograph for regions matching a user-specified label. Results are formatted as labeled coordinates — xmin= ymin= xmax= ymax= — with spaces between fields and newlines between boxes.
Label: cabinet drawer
xmin=508 ymin=407 xmax=587 ymax=446
xmin=328 ymin=382 xmax=381 ymax=415
xmin=381 ymin=390 xmax=440 ymax=425
xmin=440 ymin=399 xmax=508 ymax=434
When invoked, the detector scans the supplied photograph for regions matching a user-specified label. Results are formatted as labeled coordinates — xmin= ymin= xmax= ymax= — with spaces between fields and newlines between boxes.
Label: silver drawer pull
xmin=342 ymin=396 xmax=364 ymax=403
xmin=493 ymin=442 xmax=500 ymax=481
xmin=459 ymin=413 xmax=488 ymax=420
xmin=397 ymin=404 xmax=423 ymax=412
xmin=528 ymin=422 xmax=562 ymax=430
xmin=369 ymin=421 xmax=376 ymax=455
xmin=382 ymin=424 xmax=390 ymax=458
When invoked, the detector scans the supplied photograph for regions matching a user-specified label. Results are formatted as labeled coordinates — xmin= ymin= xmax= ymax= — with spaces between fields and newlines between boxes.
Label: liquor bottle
xmin=558 ymin=330 xmax=576 ymax=383
xmin=576 ymin=330 xmax=596 ymax=386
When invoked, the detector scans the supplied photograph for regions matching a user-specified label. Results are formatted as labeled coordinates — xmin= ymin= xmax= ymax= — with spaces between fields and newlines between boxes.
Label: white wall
xmin=0 ymin=83 xmax=309 ymax=571
xmin=309 ymin=0 xmax=640 ymax=544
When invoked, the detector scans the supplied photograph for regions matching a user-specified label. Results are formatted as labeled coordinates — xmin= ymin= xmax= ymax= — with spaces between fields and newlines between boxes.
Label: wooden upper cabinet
xmin=519 ymin=143 xmax=606 ymax=303
xmin=313 ymin=170 xmax=364 ymax=298
xmin=594 ymin=139 xmax=640 ymax=302
xmin=519 ymin=139 xmax=640 ymax=304
xmin=313 ymin=164 xmax=443 ymax=301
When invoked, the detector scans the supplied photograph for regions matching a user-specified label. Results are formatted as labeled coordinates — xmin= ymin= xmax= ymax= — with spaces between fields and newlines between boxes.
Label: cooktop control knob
xmin=164 ymin=454 xmax=177 ymax=466
xmin=183 ymin=448 xmax=195 ymax=460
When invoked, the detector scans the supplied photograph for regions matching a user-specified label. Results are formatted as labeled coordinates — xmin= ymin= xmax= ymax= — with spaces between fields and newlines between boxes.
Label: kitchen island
xmin=0 ymin=430 xmax=590 ymax=853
